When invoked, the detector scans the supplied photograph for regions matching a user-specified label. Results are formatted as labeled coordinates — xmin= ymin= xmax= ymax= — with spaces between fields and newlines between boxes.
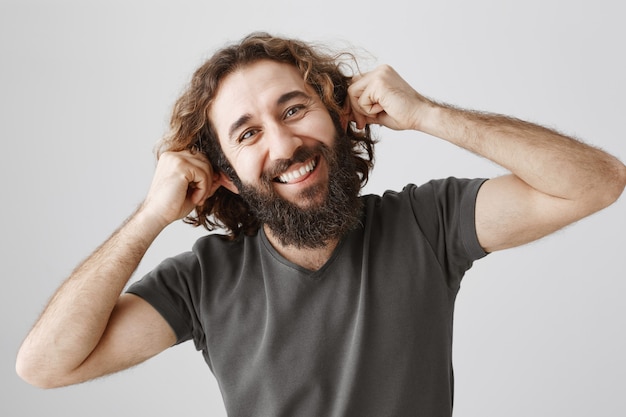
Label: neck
xmin=263 ymin=225 xmax=338 ymax=271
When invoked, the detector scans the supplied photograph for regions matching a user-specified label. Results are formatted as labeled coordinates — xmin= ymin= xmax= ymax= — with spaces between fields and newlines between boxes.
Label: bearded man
xmin=17 ymin=33 xmax=626 ymax=417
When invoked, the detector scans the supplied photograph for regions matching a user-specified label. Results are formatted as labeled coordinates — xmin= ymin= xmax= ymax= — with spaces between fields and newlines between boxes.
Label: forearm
xmin=16 ymin=206 xmax=166 ymax=383
xmin=421 ymin=104 xmax=626 ymax=207
xmin=349 ymin=65 xmax=625 ymax=251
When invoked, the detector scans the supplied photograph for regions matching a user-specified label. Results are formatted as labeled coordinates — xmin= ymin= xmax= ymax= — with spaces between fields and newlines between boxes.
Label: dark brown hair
xmin=158 ymin=32 xmax=376 ymax=238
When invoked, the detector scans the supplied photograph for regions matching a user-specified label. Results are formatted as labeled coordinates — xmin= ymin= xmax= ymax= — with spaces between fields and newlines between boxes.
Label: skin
xmin=209 ymin=62 xmax=337 ymax=202
xmin=209 ymin=61 xmax=346 ymax=268
xmin=348 ymin=64 xmax=626 ymax=251
xmin=16 ymin=59 xmax=626 ymax=389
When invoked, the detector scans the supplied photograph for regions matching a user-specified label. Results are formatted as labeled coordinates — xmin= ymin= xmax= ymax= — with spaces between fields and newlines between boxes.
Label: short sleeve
xmin=126 ymin=252 xmax=205 ymax=350
xmin=407 ymin=177 xmax=488 ymax=286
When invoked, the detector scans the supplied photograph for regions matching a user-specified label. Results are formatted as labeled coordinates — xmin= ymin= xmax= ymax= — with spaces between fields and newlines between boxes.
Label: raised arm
xmin=16 ymin=150 xmax=223 ymax=388
xmin=348 ymin=65 xmax=626 ymax=252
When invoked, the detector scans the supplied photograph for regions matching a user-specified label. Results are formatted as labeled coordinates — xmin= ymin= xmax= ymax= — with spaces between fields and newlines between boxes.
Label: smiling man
xmin=16 ymin=33 xmax=626 ymax=416
xmin=209 ymin=59 xmax=364 ymax=267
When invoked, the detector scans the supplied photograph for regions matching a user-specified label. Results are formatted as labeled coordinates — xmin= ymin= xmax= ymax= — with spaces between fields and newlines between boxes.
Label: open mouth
xmin=273 ymin=156 xmax=319 ymax=184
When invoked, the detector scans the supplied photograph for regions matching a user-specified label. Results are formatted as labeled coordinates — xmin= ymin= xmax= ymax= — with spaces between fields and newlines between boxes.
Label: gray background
xmin=2 ymin=0 xmax=624 ymax=416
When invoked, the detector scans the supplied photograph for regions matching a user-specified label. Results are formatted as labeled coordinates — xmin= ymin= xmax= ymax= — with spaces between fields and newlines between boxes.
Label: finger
xmin=349 ymin=80 xmax=385 ymax=118
xmin=349 ymin=108 xmax=368 ymax=130
xmin=347 ymin=75 xmax=368 ymax=111
xmin=346 ymin=86 xmax=381 ymax=129
xmin=192 ymin=166 xmax=237 ymax=205
xmin=182 ymin=161 xmax=213 ymax=205
xmin=190 ymin=184 xmax=211 ymax=206
xmin=350 ymin=72 xmax=364 ymax=84
xmin=358 ymin=98 xmax=384 ymax=116
xmin=347 ymin=91 xmax=372 ymax=128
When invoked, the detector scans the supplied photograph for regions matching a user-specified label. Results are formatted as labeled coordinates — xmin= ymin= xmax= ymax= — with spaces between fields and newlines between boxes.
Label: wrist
xmin=412 ymin=100 xmax=444 ymax=134
xmin=131 ymin=204 xmax=172 ymax=239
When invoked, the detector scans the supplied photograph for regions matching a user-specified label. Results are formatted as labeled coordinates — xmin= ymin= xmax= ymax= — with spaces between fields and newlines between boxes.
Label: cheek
xmin=320 ymin=113 xmax=340 ymax=140
xmin=301 ymin=112 xmax=338 ymax=143
xmin=232 ymin=149 xmax=265 ymax=183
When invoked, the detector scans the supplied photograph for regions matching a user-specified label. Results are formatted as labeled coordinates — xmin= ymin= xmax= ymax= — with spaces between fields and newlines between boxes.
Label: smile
xmin=275 ymin=157 xmax=318 ymax=184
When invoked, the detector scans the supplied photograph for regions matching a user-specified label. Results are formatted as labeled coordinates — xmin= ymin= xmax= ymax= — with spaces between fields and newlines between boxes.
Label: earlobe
xmin=220 ymin=174 xmax=240 ymax=194
xmin=211 ymin=170 xmax=239 ymax=195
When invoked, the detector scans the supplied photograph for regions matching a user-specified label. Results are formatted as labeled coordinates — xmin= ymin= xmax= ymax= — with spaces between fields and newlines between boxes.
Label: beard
xmin=233 ymin=135 xmax=363 ymax=249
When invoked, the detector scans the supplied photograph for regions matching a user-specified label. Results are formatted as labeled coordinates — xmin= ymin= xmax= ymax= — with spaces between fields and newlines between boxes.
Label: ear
xmin=213 ymin=171 xmax=239 ymax=195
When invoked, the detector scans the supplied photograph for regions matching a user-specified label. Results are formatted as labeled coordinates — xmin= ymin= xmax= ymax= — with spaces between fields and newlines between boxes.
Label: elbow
xmin=602 ymin=159 xmax=626 ymax=207
xmin=16 ymin=362 xmax=44 ymax=390
xmin=16 ymin=349 xmax=67 ymax=389
xmin=16 ymin=360 xmax=49 ymax=390
xmin=577 ymin=159 xmax=626 ymax=216
xmin=16 ymin=367 xmax=65 ymax=390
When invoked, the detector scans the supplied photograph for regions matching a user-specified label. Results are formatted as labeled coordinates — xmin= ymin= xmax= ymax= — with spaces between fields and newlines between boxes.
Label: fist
xmin=141 ymin=150 xmax=224 ymax=226
xmin=347 ymin=65 xmax=433 ymax=131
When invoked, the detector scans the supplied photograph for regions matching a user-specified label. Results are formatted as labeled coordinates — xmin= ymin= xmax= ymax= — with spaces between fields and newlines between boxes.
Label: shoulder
xmin=361 ymin=177 xmax=486 ymax=214
xmin=359 ymin=178 xmax=487 ymax=258
xmin=138 ymin=232 xmax=259 ymax=283
xmin=192 ymin=232 xmax=250 ymax=256
xmin=190 ymin=230 xmax=264 ymax=276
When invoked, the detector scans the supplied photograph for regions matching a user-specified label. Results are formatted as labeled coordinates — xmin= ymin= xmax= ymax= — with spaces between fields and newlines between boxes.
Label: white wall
xmin=2 ymin=1 xmax=624 ymax=416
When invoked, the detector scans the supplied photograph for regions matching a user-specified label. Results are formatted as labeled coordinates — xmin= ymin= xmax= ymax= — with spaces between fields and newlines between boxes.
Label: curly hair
xmin=157 ymin=32 xmax=376 ymax=238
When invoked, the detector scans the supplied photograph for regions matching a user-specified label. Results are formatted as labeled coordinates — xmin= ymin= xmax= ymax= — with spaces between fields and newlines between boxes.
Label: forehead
xmin=209 ymin=60 xmax=309 ymax=131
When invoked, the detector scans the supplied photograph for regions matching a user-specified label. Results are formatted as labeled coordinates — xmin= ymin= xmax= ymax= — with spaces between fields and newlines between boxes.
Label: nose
xmin=266 ymin=123 xmax=303 ymax=161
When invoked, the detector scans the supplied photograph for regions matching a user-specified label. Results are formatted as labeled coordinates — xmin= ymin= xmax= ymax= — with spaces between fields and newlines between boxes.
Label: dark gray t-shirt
xmin=128 ymin=178 xmax=487 ymax=417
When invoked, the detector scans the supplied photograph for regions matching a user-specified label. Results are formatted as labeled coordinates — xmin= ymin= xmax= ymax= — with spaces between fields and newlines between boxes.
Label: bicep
xmin=475 ymin=174 xmax=585 ymax=253
xmin=61 ymin=293 xmax=176 ymax=386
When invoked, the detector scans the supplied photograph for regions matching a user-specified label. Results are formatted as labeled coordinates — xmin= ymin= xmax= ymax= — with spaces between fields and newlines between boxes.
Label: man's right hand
xmin=141 ymin=150 xmax=226 ymax=228
xmin=15 ymin=149 xmax=230 ymax=388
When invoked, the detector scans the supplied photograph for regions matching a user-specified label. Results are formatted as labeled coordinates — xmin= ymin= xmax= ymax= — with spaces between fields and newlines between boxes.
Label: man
xmin=16 ymin=33 xmax=626 ymax=416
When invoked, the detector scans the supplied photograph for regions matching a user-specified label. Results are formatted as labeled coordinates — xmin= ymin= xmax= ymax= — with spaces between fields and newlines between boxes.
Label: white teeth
xmin=278 ymin=159 xmax=316 ymax=183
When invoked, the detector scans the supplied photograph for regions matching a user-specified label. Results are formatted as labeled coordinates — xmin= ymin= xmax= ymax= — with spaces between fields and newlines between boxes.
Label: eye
xmin=239 ymin=129 xmax=258 ymax=143
xmin=284 ymin=105 xmax=304 ymax=119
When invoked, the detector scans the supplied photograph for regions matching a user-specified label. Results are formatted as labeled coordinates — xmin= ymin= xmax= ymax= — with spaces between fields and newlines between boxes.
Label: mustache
xmin=261 ymin=145 xmax=324 ymax=181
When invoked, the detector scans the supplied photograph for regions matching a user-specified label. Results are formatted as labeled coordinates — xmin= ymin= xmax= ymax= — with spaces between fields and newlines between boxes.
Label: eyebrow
xmin=277 ymin=90 xmax=310 ymax=106
xmin=226 ymin=90 xmax=312 ymax=141
xmin=227 ymin=114 xmax=252 ymax=141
